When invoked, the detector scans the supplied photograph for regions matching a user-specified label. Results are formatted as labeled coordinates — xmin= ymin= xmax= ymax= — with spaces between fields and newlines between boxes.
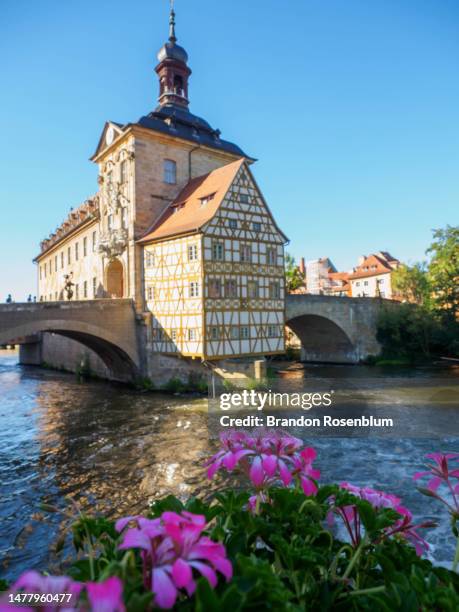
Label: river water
xmin=0 ymin=350 xmax=458 ymax=582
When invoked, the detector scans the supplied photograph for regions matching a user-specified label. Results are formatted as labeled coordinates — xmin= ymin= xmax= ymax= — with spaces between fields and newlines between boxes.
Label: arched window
xmin=173 ymin=74 xmax=184 ymax=95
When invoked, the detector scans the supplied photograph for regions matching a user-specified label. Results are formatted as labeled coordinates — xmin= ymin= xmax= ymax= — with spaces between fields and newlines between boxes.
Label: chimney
xmin=299 ymin=257 xmax=305 ymax=274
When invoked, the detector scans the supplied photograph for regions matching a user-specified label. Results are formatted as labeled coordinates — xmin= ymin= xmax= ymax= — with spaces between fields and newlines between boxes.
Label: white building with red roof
xmin=348 ymin=252 xmax=400 ymax=298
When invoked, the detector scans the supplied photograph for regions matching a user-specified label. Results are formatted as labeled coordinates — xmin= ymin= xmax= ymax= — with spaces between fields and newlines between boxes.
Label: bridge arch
xmin=285 ymin=294 xmax=382 ymax=363
xmin=286 ymin=314 xmax=357 ymax=364
xmin=0 ymin=301 xmax=141 ymax=381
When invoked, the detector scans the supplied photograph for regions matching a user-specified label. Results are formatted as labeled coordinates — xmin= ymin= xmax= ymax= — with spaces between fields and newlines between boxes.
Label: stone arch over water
xmin=286 ymin=314 xmax=357 ymax=364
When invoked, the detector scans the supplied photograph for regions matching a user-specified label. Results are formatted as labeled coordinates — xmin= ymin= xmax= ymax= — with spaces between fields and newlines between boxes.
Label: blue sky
xmin=1 ymin=0 xmax=458 ymax=300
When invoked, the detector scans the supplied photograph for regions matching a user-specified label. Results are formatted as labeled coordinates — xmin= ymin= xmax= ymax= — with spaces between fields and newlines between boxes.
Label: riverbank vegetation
xmin=377 ymin=225 xmax=459 ymax=364
xmin=1 ymin=434 xmax=458 ymax=610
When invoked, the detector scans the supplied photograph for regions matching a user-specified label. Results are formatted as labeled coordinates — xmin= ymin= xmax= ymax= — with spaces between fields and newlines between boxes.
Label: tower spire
xmin=169 ymin=0 xmax=176 ymax=43
xmin=155 ymin=0 xmax=191 ymax=109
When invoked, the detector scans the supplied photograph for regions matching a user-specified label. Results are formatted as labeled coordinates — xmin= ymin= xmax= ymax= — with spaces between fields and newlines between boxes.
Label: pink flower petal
xmin=172 ymin=559 xmax=192 ymax=588
xmin=278 ymin=459 xmax=292 ymax=485
xmin=189 ymin=561 xmax=217 ymax=587
xmin=301 ymin=476 xmax=317 ymax=496
xmin=86 ymin=576 xmax=125 ymax=612
xmin=118 ymin=528 xmax=152 ymax=553
xmin=210 ymin=555 xmax=233 ymax=581
xmin=262 ymin=454 xmax=277 ymax=477
xmin=115 ymin=516 xmax=141 ymax=532
xmin=152 ymin=568 xmax=177 ymax=609
xmin=12 ymin=571 xmax=44 ymax=592
xmin=207 ymin=458 xmax=222 ymax=479
xmin=223 ymin=448 xmax=253 ymax=472
xmin=427 ymin=476 xmax=443 ymax=492
xmin=413 ymin=471 xmax=429 ymax=481
xmin=249 ymin=456 xmax=264 ymax=487
xmin=300 ymin=447 xmax=317 ymax=462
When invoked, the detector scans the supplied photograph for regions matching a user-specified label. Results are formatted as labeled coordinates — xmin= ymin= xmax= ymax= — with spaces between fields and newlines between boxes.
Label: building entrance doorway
xmin=105 ymin=259 xmax=124 ymax=298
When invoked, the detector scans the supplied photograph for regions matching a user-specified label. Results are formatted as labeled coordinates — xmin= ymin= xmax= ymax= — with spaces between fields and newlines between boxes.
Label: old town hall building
xmin=35 ymin=8 xmax=287 ymax=364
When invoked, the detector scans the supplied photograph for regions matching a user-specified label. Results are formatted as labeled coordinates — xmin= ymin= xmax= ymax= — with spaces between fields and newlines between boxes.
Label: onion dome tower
xmin=155 ymin=4 xmax=191 ymax=109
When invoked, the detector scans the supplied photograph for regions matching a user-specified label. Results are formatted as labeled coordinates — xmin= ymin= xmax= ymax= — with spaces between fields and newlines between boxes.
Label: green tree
xmin=284 ymin=253 xmax=305 ymax=293
xmin=391 ymin=262 xmax=431 ymax=305
xmin=426 ymin=225 xmax=459 ymax=319
xmin=376 ymin=303 xmax=437 ymax=361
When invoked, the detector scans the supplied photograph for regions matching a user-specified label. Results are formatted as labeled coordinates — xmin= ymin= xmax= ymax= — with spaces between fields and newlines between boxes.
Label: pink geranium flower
xmin=205 ymin=431 xmax=320 ymax=495
xmin=413 ymin=452 xmax=459 ymax=515
xmin=0 ymin=573 xmax=124 ymax=612
xmin=330 ymin=483 xmax=432 ymax=555
xmin=116 ymin=511 xmax=232 ymax=609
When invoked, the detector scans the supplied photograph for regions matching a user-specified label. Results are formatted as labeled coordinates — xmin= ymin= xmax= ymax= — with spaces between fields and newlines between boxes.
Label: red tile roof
xmin=348 ymin=253 xmax=399 ymax=280
xmin=139 ymin=159 xmax=245 ymax=243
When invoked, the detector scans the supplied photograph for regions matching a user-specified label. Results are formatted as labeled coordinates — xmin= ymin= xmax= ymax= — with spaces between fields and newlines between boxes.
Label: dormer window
xmin=173 ymin=203 xmax=185 ymax=214
xmin=164 ymin=159 xmax=177 ymax=184
xmin=200 ymin=193 xmax=215 ymax=206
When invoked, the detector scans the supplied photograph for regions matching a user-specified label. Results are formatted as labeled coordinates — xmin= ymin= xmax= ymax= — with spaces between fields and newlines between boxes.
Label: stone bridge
xmin=0 ymin=300 xmax=142 ymax=381
xmin=0 ymin=295 xmax=387 ymax=382
xmin=286 ymin=294 xmax=385 ymax=363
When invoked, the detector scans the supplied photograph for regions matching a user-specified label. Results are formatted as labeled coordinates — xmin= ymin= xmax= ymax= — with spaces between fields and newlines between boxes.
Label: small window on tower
xmin=173 ymin=74 xmax=184 ymax=95
xmin=164 ymin=159 xmax=177 ymax=184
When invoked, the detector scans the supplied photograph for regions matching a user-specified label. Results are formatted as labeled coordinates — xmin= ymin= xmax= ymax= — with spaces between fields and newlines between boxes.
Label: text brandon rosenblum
xmin=219 ymin=415 xmax=394 ymax=428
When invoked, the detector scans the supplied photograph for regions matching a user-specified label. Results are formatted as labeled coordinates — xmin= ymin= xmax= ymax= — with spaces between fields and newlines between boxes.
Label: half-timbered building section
xmin=143 ymin=234 xmax=204 ymax=357
xmin=201 ymin=160 xmax=286 ymax=358
xmin=140 ymin=158 xmax=287 ymax=359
